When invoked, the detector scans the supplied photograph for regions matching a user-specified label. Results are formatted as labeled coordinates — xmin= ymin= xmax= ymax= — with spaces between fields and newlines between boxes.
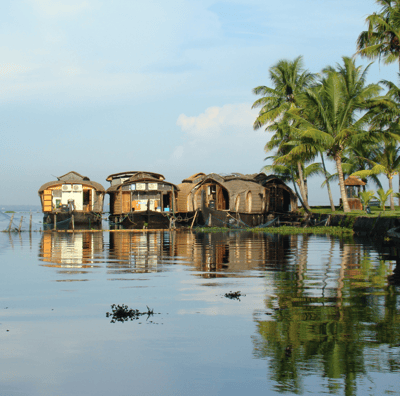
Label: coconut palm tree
xmin=351 ymin=140 xmax=400 ymax=209
xmin=283 ymin=57 xmax=381 ymax=213
xmin=375 ymin=187 xmax=393 ymax=210
xmin=356 ymin=0 xmax=400 ymax=70
xmin=252 ymin=56 xmax=315 ymax=211
xmin=263 ymin=154 xmax=323 ymax=213
xmin=359 ymin=190 xmax=376 ymax=211
xmin=264 ymin=117 xmax=312 ymax=210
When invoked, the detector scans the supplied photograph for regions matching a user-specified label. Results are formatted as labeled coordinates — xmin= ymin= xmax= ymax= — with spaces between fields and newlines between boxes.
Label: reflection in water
xmin=108 ymin=232 xmax=172 ymax=274
xmin=39 ymin=232 xmax=104 ymax=271
xmin=253 ymin=234 xmax=400 ymax=395
xmin=174 ymin=231 xmax=292 ymax=277
xmin=33 ymin=230 xmax=400 ymax=395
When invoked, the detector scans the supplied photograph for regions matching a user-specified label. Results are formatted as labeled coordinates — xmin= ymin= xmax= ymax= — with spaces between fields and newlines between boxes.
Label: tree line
xmin=252 ymin=0 xmax=400 ymax=213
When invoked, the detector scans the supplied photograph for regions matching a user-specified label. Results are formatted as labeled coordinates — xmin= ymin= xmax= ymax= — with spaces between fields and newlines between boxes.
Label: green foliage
xmin=358 ymin=190 xmax=376 ymax=209
xmin=356 ymin=0 xmax=400 ymax=66
xmin=375 ymin=187 xmax=393 ymax=210
xmin=252 ymin=226 xmax=353 ymax=236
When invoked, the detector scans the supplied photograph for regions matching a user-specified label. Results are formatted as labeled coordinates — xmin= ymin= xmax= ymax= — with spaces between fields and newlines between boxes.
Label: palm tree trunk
xmin=389 ymin=175 xmax=395 ymax=210
xmin=297 ymin=162 xmax=311 ymax=211
xmin=320 ymin=152 xmax=335 ymax=211
xmin=335 ymin=152 xmax=350 ymax=213
xmin=398 ymin=173 xmax=400 ymax=206
xmin=290 ymin=166 xmax=310 ymax=214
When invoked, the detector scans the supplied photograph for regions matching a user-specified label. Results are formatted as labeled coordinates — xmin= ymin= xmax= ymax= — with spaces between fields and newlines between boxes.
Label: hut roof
xmin=344 ymin=176 xmax=366 ymax=186
xmin=181 ymin=173 xmax=206 ymax=183
xmin=57 ymin=171 xmax=90 ymax=181
xmin=106 ymin=171 xmax=165 ymax=182
xmin=38 ymin=180 xmax=105 ymax=193
xmin=106 ymin=177 xmax=178 ymax=192
xmin=200 ymin=175 xmax=264 ymax=195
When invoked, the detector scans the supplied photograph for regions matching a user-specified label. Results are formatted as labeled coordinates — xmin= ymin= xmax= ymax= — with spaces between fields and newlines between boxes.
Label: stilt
xmin=18 ymin=216 xmax=23 ymax=233
xmin=8 ymin=213 xmax=15 ymax=232
xmin=191 ymin=210 xmax=198 ymax=229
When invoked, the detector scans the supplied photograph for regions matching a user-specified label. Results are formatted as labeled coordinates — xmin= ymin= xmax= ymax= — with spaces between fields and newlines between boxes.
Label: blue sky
xmin=1 ymin=0 xmax=398 ymax=205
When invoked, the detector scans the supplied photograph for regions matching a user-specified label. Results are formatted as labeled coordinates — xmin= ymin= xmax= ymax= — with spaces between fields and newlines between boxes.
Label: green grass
xmin=252 ymin=226 xmax=353 ymax=236
xmin=303 ymin=206 xmax=400 ymax=218
xmin=193 ymin=226 xmax=353 ymax=236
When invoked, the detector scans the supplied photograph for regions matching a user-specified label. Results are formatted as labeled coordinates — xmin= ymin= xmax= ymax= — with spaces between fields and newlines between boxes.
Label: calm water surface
xmin=0 ymin=230 xmax=399 ymax=396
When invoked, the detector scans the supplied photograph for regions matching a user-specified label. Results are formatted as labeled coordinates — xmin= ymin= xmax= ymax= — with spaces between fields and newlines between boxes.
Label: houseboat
xmin=176 ymin=172 xmax=298 ymax=227
xmin=38 ymin=171 xmax=105 ymax=228
xmin=106 ymin=171 xmax=179 ymax=229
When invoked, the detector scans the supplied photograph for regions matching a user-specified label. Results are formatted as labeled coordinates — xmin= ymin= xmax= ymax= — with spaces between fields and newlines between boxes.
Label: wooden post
xmin=29 ymin=213 xmax=32 ymax=233
xmin=190 ymin=210 xmax=198 ymax=229
xmin=72 ymin=214 xmax=75 ymax=231
xmin=54 ymin=214 xmax=57 ymax=230
xmin=208 ymin=213 xmax=212 ymax=227
xmin=18 ymin=216 xmax=23 ymax=233
xmin=8 ymin=213 xmax=15 ymax=232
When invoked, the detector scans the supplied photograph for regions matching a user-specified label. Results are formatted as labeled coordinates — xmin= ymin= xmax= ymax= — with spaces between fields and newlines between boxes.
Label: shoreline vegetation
xmin=195 ymin=226 xmax=353 ymax=236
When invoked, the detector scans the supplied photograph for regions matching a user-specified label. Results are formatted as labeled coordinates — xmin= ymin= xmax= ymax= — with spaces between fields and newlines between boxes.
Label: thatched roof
xmin=344 ymin=176 xmax=366 ymax=186
xmin=181 ymin=173 xmax=206 ymax=183
xmin=199 ymin=175 xmax=264 ymax=196
xmin=38 ymin=180 xmax=105 ymax=193
xmin=106 ymin=171 xmax=165 ymax=182
xmin=57 ymin=171 xmax=90 ymax=181
xmin=106 ymin=175 xmax=178 ymax=193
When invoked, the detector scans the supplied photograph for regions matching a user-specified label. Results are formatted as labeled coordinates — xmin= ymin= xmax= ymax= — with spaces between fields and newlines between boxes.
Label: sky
xmin=1 ymin=0 xmax=399 ymax=206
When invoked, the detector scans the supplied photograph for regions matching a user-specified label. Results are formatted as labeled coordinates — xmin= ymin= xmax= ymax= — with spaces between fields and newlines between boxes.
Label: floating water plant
xmin=106 ymin=304 xmax=155 ymax=323
xmin=224 ymin=291 xmax=245 ymax=300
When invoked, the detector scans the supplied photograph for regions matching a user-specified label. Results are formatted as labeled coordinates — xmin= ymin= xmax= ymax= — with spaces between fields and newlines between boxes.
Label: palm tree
xmin=351 ymin=140 xmax=400 ymax=209
xmin=252 ymin=56 xmax=315 ymax=211
xmin=264 ymin=155 xmax=324 ymax=212
xmin=375 ymin=187 xmax=393 ymax=210
xmin=284 ymin=57 xmax=381 ymax=213
xmin=356 ymin=0 xmax=400 ymax=70
xmin=359 ymin=190 xmax=376 ymax=211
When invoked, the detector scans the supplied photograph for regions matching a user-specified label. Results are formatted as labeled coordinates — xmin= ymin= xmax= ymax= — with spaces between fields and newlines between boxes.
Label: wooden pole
xmin=8 ymin=213 xmax=15 ymax=232
xmin=72 ymin=214 xmax=75 ymax=231
xmin=29 ymin=213 xmax=32 ymax=233
xmin=54 ymin=214 xmax=57 ymax=230
xmin=18 ymin=216 xmax=23 ymax=233
xmin=190 ymin=210 xmax=198 ymax=229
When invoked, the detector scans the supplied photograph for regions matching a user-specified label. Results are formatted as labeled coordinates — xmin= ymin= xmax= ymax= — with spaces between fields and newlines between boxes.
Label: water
xmin=0 ymin=230 xmax=399 ymax=396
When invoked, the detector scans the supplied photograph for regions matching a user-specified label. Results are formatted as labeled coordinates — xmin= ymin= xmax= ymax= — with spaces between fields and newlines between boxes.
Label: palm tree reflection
xmin=253 ymin=235 xmax=400 ymax=395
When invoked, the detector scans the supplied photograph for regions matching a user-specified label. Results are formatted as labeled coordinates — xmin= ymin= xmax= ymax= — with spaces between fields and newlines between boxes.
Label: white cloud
xmin=166 ymin=103 xmax=268 ymax=180
xmin=177 ymin=103 xmax=257 ymax=140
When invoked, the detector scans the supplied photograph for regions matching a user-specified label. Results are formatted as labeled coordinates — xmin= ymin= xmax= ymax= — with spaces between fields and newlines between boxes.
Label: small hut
xmin=342 ymin=176 xmax=366 ymax=210
xmin=106 ymin=171 xmax=178 ymax=229
xmin=38 ymin=171 xmax=105 ymax=226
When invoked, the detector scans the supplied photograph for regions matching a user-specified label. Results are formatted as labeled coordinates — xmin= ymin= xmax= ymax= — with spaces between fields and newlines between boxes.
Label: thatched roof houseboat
xmin=38 ymin=171 xmax=105 ymax=228
xmin=176 ymin=172 xmax=298 ymax=227
xmin=254 ymin=174 xmax=298 ymax=213
xmin=106 ymin=171 xmax=178 ymax=229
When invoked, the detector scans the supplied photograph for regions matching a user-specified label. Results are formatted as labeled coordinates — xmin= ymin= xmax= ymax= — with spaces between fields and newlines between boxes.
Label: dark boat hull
xmin=43 ymin=212 xmax=102 ymax=230
xmin=109 ymin=211 xmax=173 ymax=229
